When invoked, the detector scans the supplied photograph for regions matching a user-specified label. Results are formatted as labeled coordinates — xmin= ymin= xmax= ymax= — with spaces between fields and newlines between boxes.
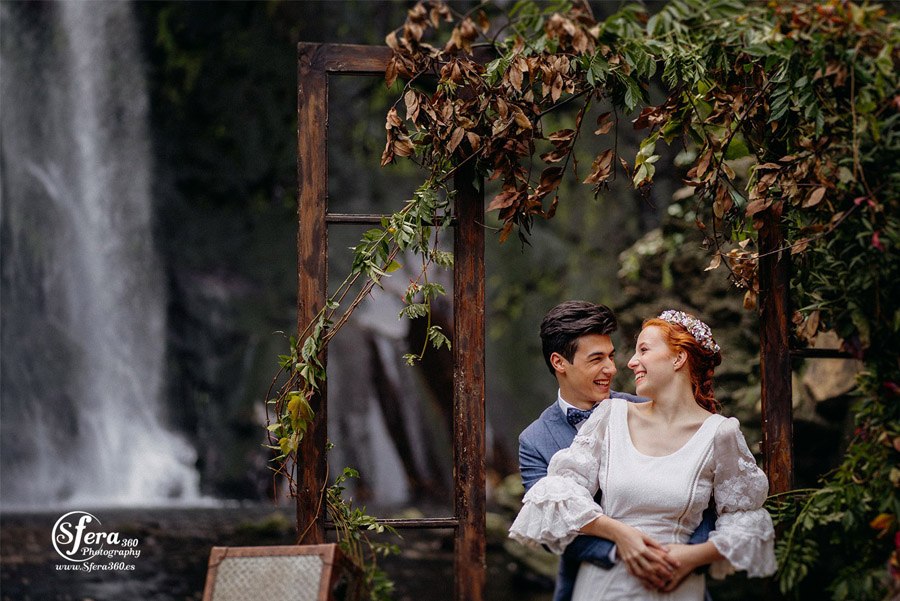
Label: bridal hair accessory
xmin=658 ymin=310 xmax=721 ymax=353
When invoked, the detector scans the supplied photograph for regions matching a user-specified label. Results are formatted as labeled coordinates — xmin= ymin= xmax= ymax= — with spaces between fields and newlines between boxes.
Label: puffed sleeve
xmin=707 ymin=417 xmax=777 ymax=579
xmin=508 ymin=400 xmax=612 ymax=554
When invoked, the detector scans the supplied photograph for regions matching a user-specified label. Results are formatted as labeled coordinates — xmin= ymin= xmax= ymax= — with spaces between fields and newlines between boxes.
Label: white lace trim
xmin=707 ymin=418 xmax=777 ymax=579
xmin=509 ymin=475 xmax=603 ymax=554
xmin=708 ymin=509 xmax=776 ymax=578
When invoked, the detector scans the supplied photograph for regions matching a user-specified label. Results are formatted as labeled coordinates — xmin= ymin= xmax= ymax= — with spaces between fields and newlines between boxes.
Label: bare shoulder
xmin=692 ymin=407 xmax=715 ymax=425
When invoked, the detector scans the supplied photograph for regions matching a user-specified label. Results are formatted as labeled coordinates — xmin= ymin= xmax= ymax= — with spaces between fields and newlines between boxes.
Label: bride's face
xmin=627 ymin=326 xmax=676 ymax=396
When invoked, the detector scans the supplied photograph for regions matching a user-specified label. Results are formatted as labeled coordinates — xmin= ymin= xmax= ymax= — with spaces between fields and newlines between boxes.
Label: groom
xmin=518 ymin=301 xmax=716 ymax=601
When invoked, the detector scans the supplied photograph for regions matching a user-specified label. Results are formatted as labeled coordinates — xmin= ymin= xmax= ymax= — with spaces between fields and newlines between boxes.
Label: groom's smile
xmin=552 ymin=333 xmax=618 ymax=409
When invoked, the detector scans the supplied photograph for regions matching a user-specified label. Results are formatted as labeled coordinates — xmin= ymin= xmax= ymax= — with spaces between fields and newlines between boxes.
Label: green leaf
xmin=427 ymin=326 xmax=451 ymax=350
xmin=623 ymin=78 xmax=642 ymax=112
xmin=723 ymin=135 xmax=750 ymax=160
xmin=399 ymin=303 xmax=428 ymax=319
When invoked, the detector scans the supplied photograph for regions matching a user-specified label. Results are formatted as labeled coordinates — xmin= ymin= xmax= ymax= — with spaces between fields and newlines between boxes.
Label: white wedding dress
xmin=509 ymin=397 xmax=776 ymax=600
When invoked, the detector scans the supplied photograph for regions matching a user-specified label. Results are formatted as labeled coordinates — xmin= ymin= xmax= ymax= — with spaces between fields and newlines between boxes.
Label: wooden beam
xmin=306 ymin=43 xmax=393 ymax=74
xmin=326 ymin=517 xmax=459 ymax=530
xmin=758 ymin=211 xmax=794 ymax=494
xmin=302 ymin=42 xmax=493 ymax=75
xmin=296 ymin=43 xmax=329 ymax=544
xmin=789 ymin=348 xmax=854 ymax=360
xmin=452 ymin=164 xmax=486 ymax=601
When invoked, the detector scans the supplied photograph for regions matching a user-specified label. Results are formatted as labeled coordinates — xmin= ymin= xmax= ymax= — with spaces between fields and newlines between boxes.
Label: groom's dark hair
xmin=540 ymin=301 xmax=618 ymax=375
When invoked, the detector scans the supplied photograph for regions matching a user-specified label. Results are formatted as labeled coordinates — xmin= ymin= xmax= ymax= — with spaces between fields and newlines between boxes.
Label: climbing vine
xmin=264 ymin=182 xmax=454 ymax=597
xmin=270 ymin=0 xmax=898 ymax=598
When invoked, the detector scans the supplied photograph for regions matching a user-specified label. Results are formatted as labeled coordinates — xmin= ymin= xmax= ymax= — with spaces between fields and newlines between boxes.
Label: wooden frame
xmin=296 ymin=41 xmax=805 ymax=598
xmin=759 ymin=214 xmax=854 ymax=495
xmin=296 ymin=43 xmax=485 ymax=601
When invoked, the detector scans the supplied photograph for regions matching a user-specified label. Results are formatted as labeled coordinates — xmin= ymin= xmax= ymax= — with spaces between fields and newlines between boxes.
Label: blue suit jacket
xmin=518 ymin=393 xmax=717 ymax=601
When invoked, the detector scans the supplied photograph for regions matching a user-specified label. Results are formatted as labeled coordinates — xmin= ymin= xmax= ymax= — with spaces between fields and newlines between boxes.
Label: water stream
xmin=1 ymin=1 xmax=200 ymax=507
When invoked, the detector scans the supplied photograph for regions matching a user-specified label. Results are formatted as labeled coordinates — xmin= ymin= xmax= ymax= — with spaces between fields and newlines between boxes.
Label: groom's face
xmin=552 ymin=333 xmax=617 ymax=410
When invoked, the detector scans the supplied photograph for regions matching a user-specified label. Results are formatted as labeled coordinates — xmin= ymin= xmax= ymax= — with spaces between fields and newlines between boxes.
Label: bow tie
xmin=566 ymin=406 xmax=596 ymax=428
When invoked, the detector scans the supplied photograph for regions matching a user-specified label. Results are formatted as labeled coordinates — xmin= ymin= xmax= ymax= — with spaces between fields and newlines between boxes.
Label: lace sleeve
xmin=707 ymin=417 xmax=777 ymax=579
xmin=508 ymin=400 xmax=613 ymax=554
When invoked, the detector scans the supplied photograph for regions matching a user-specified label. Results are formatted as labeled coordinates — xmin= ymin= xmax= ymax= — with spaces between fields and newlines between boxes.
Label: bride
xmin=509 ymin=310 xmax=776 ymax=599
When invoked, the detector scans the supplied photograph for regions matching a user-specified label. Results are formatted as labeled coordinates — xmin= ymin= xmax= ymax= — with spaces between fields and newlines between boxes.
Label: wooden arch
xmin=295 ymin=42 xmax=843 ymax=601
xmin=296 ymin=43 xmax=484 ymax=600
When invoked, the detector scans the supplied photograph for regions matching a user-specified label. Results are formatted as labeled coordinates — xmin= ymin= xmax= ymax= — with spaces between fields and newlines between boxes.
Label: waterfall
xmin=1 ymin=1 xmax=201 ymax=506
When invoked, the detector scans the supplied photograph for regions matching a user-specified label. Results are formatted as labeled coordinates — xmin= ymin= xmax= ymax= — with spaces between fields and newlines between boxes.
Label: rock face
xmin=159 ymin=200 xmax=299 ymax=499
xmin=801 ymin=332 xmax=862 ymax=403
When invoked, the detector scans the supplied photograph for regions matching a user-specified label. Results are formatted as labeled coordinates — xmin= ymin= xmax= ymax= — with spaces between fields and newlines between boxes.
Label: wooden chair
xmin=202 ymin=544 xmax=365 ymax=601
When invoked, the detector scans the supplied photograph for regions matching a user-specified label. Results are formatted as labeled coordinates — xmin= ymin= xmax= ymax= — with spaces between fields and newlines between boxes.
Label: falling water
xmin=1 ymin=1 xmax=200 ymax=506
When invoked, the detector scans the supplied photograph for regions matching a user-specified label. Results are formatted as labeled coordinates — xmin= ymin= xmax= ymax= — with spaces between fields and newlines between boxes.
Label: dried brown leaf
xmin=404 ymin=90 xmax=419 ymax=121
xmin=393 ymin=137 xmax=414 ymax=157
xmin=745 ymin=199 xmax=771 ymax=218
xmin=798 ymin=310 xmax=820 ymax=342
xmin=803 ymin=186 xmax=826 ymax=208
xmin=704 ymin=254 xmax=722 ymax=271
xmin=492 ymin=117 xmax=511 ymax=136
xmin=696 ymin=150 xmax=713 ymax=179
xmin=722 ymin=161 xmax=735 ymax=180
xmin=508 ymin=65 xmax=523 ymax=91
xmin=545 ymin=194 xmax=559 ymax=219
xmin=540 ymin=149 xmax=568 ymax=164
xmin=548 ymin=129 xmax=576 ymax=144
xmin=713 ymin=198 xmax=726 ymax=219
xmin=476 ymin=9 xmax=490 ymax=33
xmin=385 ymin=32 xmax=400 ymax=51
xmin=385 ymin=58 xmax=399 ymax=88
xmin=448 ymin=126 xmax=465 ymax=154
xmin=791 ymin=237 xmax=810 ymax=254
xmin=380 ymin=138 xmax=394 ymax=167
xmin=496 ymin=98 xmax=509 ymax=119
xmin=551 ymin=74 xmax=563 ymax=102
xmin=594 ymin=112 xmax=613 ymax=135
xmin=487 ymin=188 xmax=518 ymax=212
xmin=498 ymin=221 xmax=514 ymax=244
xmin=583 ymin=149 xmax=614 ymax=184
xmin=386 ymin=107 xmax=403 ymax=129
xmin=539 ymin=166 xmax=564 ymax=192
xmin=743 ymin=289 xmax=757 ymax=310
xmin=512 ymin=109 xmax=532 ymax=131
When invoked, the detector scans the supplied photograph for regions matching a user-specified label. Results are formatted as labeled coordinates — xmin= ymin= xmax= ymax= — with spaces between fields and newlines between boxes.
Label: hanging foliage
xmin=377 ymin=0 xmax=898 ymax=598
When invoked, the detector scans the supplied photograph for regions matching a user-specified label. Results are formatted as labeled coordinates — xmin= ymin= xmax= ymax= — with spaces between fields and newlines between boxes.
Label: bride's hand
xmin=658 ymin=544 xmax=699 ymax=592
xmin=660 ymin=542 xmax=723 ymax=592
xmin=612 ymin=524 xmax=680 ymax=590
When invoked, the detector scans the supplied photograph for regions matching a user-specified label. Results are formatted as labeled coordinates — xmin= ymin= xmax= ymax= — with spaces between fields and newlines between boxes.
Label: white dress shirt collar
xmin=556 ymin=390 xmax=600 ymax=429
